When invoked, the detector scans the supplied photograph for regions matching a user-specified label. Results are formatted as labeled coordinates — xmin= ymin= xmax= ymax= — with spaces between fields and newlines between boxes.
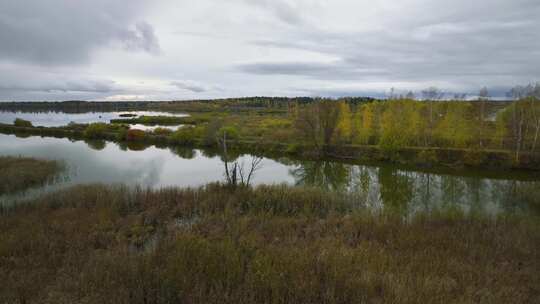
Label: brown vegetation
xmin=0 ymin=184 xmax=538 ymax=303
xmin=0 ymin=156 xmax=62 ymax=195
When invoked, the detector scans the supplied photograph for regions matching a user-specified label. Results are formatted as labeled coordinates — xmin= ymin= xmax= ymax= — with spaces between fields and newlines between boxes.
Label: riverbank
xmin=1 ymin=183 xmax=538 ymax=303
xmin=0 ymin=156 xmax=62 ymax=195
xmin=2 ymin=122 xmax=540 ymax=172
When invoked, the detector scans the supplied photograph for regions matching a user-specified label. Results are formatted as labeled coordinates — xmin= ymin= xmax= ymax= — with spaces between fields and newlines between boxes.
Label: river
xmin=1 ymin=132 xmax=538 ymax=216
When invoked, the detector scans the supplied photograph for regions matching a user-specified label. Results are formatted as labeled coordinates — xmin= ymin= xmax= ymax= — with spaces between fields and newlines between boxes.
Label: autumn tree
xmin=377 ymin=100 xmax=426 ymax=150
xmin=353 ymin=103 xmax=376 ymax=145
xmin=434 ymin=102 xmax=473 ymax=148
xmin=294 ymin=100 xmax=341 ymax=152
xmin=335 ymin=101 xmax=352 ymax=143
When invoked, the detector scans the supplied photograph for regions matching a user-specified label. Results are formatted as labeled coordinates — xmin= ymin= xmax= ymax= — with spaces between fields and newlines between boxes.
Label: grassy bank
xmin=0 ymin=156 xmax=63 ymax=195
xmin=0 ymin=183 xmax=538 ymax=303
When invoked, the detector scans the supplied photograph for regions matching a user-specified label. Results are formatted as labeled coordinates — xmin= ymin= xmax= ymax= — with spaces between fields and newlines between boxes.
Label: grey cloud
xmin=0 ymin=79 xmax=117 ymax=94
xmin=0 ymin=0 xmax=160 ymax=65
xmin=237 ymin=60 xmax=388 ymax=80
xmin=121 ymin=22 xmax=161 ymax=55
xmin=238 ymin=61 xmax=337 ymax=76
xmin=1 ymin=0 xmax=539 ymax=101
xmin=0 ymin=64 xmax=120 ymax=101
xmin=241 ymin=0 xmax=304 ymax=25
xmin=242 ymin=0 xmax=540 ymax=94
xmin=170 ymin=81 xmax=207 ymax=93
xmin=242 ymin=9 xmax=540 ymax=94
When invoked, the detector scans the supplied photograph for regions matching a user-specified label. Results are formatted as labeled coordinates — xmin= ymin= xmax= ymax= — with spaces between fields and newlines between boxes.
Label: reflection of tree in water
xmin=464 ymin=177 xmax=486 ymax=214
xmin=378 ymin=167 xmax=414 ymax=214
xmin=170 ymin=146 xmax=196 ymax=159
xmin=219 ymin=131 xmax=263 ymax=188
xmin=440 ymin=175 xmax=466 ymax=208
xmin=126 ymin=142 xmax=150 ymax=151
xmin=282 ymin=157 xmax=540 ymax=217
xmin=492 ymin=180 xmax=540 ymax=215
xmin=289 ymin=161 xmax=351 ymax=192
xmin=349 ymin=166 xmax=376 ymax=205
xmin=14 ymin=132 xmax=32 ymax=139
xmin=415 ymin=173 xmax=439 ymax=212
xmin=117 ymin=142 xmax=151 ymax=152
xmin=84 ymin=139 xmax=106 ymax=151
xmin=199 ymin=147 xmax=220 ymax=159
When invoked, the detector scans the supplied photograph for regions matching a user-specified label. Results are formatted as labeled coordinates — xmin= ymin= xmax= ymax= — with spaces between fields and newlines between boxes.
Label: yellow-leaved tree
xmin=434 ymin=102 xmax=473 ymax=148
xmin=335 ymin=101 xmax=352 ymax=143
xmin=354 ymin=103 xmax=376 ymax=145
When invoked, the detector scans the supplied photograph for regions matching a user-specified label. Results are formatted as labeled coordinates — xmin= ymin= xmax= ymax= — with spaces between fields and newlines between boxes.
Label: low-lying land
xmin=1 ymin=119 xmax=539 ymax=172
xmin=0 ymin=183 xmax=538 ymax=303
xmin=0 ymin=156 xmax=63 ymax=195
xmin=110 ymin=115 xmax=204 ymax=126
xmin=2 ymin=97 xmax=540 ymax=171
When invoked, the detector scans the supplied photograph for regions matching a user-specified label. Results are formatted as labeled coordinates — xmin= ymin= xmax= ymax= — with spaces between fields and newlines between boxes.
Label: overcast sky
xmin=1 ymin=0 xmax=539 ymax=101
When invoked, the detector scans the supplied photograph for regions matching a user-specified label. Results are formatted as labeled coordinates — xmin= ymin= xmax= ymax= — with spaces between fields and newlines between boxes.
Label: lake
xmin=1 ymin=133 xmax=538 ymax=216
xmin=0 ymin=110 xmax=187 ymax=130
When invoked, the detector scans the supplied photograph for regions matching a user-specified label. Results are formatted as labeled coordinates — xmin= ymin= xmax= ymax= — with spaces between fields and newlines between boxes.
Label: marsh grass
xmin=0 ymin=156 xmax=63 ymax=195
xmin=0 ymin=183 xmax=538 ymax=303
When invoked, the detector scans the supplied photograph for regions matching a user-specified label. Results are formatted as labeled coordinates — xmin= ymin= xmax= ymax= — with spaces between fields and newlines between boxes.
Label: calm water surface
xmin=0 ymin=110 xmax=187 ymax=130
xmin=1 ymin=133 xmax=539 ymax=216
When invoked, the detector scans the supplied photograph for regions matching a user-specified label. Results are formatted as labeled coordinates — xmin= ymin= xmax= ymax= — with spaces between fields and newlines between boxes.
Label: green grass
xmin=1 ymin=183 xmax=538 ymax=303
xmin=0 ymin=156 xmax=63 ymax=195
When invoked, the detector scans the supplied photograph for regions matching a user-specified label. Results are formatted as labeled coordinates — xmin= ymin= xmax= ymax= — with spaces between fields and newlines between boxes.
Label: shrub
xmin=171 ymin=126 xmax=197 ymax=144
xmin=286 ymin=143 xmax=301 ymax=154
xmin=13 ymin=118 xmax=33 ymax=128
xmin=83 ymin=123 xmax=109 ymax=139
xmin=126 ymin=129 xmax=146 ymax=141
xmin=218 ymin=126 xmax=240 ymax=141
xmin=116 ymin=128 xmax=128 ymax=141
xmin=463 ymin=148 xmax=487 ymax=167
xmin=416 ymin=150 xmax=438 ymax=165
xmin=201 ymin=119 xmax=223 ymax=146
xmin=153 ymin=127 xmax=173 ymax=136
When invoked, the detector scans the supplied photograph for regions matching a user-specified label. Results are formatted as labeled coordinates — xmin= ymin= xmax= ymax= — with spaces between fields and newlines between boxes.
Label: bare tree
xmin=453 ymin=93 xmax=467 ymax=100
xmin=529 ymin=97 xmax=540 ymax=152
xmin=219 ymin=130 xmax=263 ymax=188
xmin=478 ymin=87 xmax=490 ymax=147
xmin=387 ymin=87 xmax=397 ymax=100
xmin=422 ymin=87 xmax=444 ymax=101
xmin=507 ymin=83 xmax=540 ymax=153
xmin=421 ymin=87 xmax=444 ymax=146
xmin=405 ymin=91 xmax=416 ymax=100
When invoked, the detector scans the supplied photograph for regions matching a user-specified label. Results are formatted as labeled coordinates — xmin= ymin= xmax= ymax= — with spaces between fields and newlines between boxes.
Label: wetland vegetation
xmin=0 ymin=156 xmax=63 ymax=195
xmin=1 ymin=90 xmax=540 ymax=304
xmin=1 ymin=183 xmax=539 ymax=303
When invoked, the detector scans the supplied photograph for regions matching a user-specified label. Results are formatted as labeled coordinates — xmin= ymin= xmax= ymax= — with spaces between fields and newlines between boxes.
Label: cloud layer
xmin=0 ymin=0 xmax=159 ymax=65
xmin=0 ymin=0 xmax=539 ymax=100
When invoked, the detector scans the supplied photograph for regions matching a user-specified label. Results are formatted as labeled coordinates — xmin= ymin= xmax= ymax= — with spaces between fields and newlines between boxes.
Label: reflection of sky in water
xmin=0 ymin=134 xmax=538 ymax=216
xmin=0 ymin=134 xmax=292 ymax=189
xmin=0 ymin=111 xmax=188 ymax=127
